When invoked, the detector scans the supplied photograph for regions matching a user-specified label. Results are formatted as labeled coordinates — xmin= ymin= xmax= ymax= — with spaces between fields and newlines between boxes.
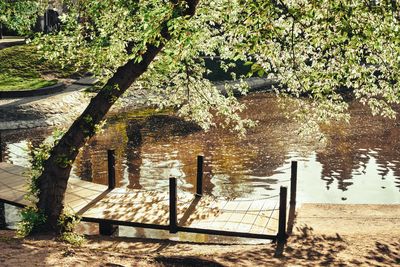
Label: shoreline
xmin=1 ymin=203 xmax=399 ymax=266
xmin=0 ymin=77 xmax=275 ymax=131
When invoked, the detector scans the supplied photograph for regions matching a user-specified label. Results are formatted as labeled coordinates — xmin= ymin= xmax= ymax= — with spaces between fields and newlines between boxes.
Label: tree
xmin=0 ymin=0 xmax=45 ymax=37
xmin=30 ymin=0 xmax=400 ymax=233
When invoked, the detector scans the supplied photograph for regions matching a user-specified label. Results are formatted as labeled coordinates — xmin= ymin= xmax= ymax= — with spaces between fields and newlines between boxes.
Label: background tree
xmin=0 ymin=0 xmax=47 ymax=37
xmin=29 ymin=0 xmax=400 ymax=233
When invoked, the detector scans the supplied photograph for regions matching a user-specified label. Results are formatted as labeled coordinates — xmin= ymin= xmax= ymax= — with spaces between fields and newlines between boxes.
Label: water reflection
xmin=1 ymin=93 xmax=399 ymax=204
xmin=317 ymin=101 xmax=400 ymax=196
xmin=126 ymin=120 xmax=143 ymax=190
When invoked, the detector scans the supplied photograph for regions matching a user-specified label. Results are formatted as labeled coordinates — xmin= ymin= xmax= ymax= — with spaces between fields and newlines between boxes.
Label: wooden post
xmin=169 ymin=177 xmax=178 ymax=233
xmin=196 ymin=155 xmax=204 ymax=197
xmin=277 ymin=186 xmax=287 ymax=244
xmin=107 ymin=150 xmax=116 ymax=190
xmin=0 ymin=202 xmax=6 ymax=229
xmin=290 ymin=161 xmax=298 ymax=205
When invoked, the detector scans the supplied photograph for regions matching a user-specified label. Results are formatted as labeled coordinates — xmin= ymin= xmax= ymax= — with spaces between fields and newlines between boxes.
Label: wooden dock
xmin=0 ymin=162 xmax=108 ymax=211
xmin=80 ymin=187 xmax=280 ymax=236
xmin=0 ymin=160 xmax=293 ymax=241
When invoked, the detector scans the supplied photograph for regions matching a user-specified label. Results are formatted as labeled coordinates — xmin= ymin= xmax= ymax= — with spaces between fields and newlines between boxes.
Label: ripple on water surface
xmin=2 ymin=93 xmax=399 ymax=205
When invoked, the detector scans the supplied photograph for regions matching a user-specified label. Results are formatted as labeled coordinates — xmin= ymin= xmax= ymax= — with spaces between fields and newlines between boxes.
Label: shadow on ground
xmin=361 ymin=240 xmax=400 ymax=266
xmin=1 ymin=227 xmax=399 ymax=266
xmin=84 ymin=225 xmax=351 ymax=266
xmin=154 ymin=256 xmax=225 ymax=267
xmin=0 ymin=231 xmax=53 ymax=266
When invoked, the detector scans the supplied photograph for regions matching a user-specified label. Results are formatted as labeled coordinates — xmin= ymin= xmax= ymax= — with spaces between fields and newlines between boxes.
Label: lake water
xmin=2 ymin=92 xmax=399 ymax=241
xmin=3 ymin=92 xmax=399 ymax=204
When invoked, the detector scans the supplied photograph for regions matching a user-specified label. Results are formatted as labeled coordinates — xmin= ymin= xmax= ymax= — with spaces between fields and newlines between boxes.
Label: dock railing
xmin=0 ymin=134 xmax=298 ymax=243
xmin=167 ymin=156 xmax=297 ymax=244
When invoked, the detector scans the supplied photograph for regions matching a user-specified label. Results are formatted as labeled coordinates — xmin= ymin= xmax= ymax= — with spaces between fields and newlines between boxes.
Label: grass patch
xmin=0 ymin=44 xmax=82 ymax=91
xmin=0 ymin=74 xmax=57 ymax=91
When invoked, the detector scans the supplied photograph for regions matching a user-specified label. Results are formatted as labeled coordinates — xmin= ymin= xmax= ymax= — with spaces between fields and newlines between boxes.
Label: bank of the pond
xmin=0 ymin=76 xmax=151 ymax=130
xmin=0 ymin=203 xmax=398 ymax=266
xmin=295 ymin=203 xmax=400 ymax=236
xmin=0 ymin=77 xmax=274 ymax=131
xmin=0 ymin=83 xmax=92 ymax=130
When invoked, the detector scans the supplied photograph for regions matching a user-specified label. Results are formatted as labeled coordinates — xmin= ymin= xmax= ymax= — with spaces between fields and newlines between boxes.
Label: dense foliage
xmin=38 ymin=0 xmax=400 ymax=134
xmin=0 ymin=0 xmax=46 ymax=36
xmin=28 ymin=0 xmax=400 ymax=233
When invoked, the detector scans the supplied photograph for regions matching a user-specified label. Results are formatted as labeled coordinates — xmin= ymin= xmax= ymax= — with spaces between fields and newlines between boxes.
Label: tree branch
xmin=37 ymin=0 xmax=201 ymax=231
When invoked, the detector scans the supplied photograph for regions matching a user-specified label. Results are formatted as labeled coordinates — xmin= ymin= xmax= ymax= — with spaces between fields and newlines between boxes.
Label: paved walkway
xmin=0 ymin=37 xmax=25 ymax=50
xmin=0 ymin=82 xmax=91 ymax=130
xmin=0 ymin=77 xmax=275 ymax=131
xmin=0 ymin=75 xmax=153 ymax=130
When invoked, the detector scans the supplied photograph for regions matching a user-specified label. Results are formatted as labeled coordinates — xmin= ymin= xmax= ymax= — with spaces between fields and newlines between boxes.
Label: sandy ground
xmin=0 ymin=204 xmax=399 ymax=266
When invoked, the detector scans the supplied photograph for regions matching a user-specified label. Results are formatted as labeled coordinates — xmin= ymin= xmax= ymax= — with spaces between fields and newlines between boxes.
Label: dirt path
xmin=0 ymin=229 xmax=397 ymax=266
xmin=295 ymin=204 xmax=400 ymax=236
xmin=291 ymin=203 xmax=400 ymax=266
xmin=0 ymin=204 xmax=399 ymax=266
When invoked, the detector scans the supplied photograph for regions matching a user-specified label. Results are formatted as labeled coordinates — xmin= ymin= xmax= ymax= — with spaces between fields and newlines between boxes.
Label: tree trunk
xmin=36 ymin=0 xmax=199 ymax=233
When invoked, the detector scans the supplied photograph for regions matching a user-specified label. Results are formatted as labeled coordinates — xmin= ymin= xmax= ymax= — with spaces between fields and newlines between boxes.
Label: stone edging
xmin=0 ymin=83 xmax=66 ymax=98
xmin=215 ymin=77 xmax=278 ymax=96
xmin=0 ymin=77 xmax=277 ymax=131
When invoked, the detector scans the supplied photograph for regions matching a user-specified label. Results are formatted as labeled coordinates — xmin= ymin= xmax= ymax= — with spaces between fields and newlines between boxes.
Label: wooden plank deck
xmin=0 ymin=163 xmax=29 ymax=207
xmin=180 ymin=197 xmax=280 ymax=235
xmin=0 ymin=162 xmax=108 ymax=212
xmin=0 ymin=162 xmax=280 ymax=237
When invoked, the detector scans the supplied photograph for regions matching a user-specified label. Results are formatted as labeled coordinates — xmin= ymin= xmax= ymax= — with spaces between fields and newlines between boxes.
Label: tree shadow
xmin=84 ymin=225 xmax=350 ymax=266
xmin=81 ymin=189 xmax=219 ymax=228
xmin=0 ymin=231 xmax=54 ymax=266
xmin=362 ymin=240 xmax=400 ymax=266
xmin=211 ymin=225 xmax=349 ymax=266
xmin=4 ymin=226 xmax=397 ymax=266
xmin=154 ymin=256 xmax=225 ymax=267
xmin=285 ymin=225 xmax=346 ymax=265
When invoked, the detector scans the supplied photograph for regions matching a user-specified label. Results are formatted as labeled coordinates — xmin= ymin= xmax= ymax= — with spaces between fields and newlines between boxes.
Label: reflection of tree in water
xmin=74 ymin=122 xmax=128 ymax=186
xmin=1 ymin=128 xmax=49 ymax=165
xmin=203 ymin=136 xmax=257 ymax=199
xmin=126 ymin=119 xmax=143 ymax=190
xmin=74 ymin=147 xmax=92 ymax=182
xmin=73 ymin=94 xmax=316 ymax=199
xmin=203 ymin=93 xmax=314 ymax=198
xmin=70 ymin=94 xmax=400 ymax=199
xmin=316 ymin=139 xmax=370 ymax=191
xmin=371 ymin=127 xmax=400 ymax=191
xmin=132 ymin=115 xmax=203 ymax=192
xmin=200 ymin=131 xmax=290 ymax=198
xmin=317 ymin=102 xmax=400 ymax=192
